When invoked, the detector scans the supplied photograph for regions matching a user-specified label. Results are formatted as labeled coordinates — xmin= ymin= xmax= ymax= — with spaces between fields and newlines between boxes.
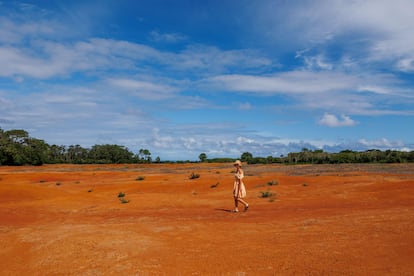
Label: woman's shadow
xmin=215 ymin=208 xmax=233 ymax=213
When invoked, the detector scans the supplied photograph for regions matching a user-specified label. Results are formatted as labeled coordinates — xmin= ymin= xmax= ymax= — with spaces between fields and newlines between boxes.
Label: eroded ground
xmin=1 ymin=163 xmax=413 ymax=275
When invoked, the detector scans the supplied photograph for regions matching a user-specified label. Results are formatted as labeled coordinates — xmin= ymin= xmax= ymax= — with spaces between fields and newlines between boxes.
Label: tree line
xmin=233 ymin=148 xmax=414 ymax=164
xmin=0 ymin=128 xmax=154 ymax=165
xmin=1 ymin=128 xmax=413 ymax=166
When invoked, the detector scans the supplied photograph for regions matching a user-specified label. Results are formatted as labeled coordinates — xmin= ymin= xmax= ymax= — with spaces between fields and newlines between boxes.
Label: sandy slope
xmin=1 ymin=163 xmax=413 ymax=275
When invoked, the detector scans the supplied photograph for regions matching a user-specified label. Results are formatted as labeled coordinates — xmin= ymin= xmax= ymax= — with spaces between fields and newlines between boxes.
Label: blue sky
xmin=0 ymin=0 xmax=413 ymax=160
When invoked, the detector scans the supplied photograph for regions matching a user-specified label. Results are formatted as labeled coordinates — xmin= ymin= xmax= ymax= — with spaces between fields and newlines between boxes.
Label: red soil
xmin=1 ymin=163 xmax=413 ymax=275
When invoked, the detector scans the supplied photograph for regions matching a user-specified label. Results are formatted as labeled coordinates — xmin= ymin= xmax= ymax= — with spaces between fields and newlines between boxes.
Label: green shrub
xmin=118 ymin=192 xmax=125 ymax=198
xmin=267 ymin=180 xmax=279 ymax=186
xmin=119 ymin=198 xmax=130 ymax=204
xmin=260 ymin=190 xmax=275 ymax=198
xmin=210 ymin=182 xmax=219 ymax=188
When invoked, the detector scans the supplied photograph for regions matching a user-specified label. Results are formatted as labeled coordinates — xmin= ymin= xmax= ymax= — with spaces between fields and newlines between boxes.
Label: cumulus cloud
xmin=318 ymin=113 xmax=357 ymax=127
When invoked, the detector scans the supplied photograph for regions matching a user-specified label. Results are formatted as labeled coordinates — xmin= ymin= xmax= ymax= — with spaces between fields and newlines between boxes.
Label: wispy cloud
xmin=149 ymin=30 xmax=187 ymax=43
xmin=256 ymin=0 xmax=414 ymax=72
xmin=106 ymin=78 xmax=178 ymax=100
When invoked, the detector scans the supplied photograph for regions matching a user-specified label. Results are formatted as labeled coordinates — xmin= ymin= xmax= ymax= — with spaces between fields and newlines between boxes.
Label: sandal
xmin=244 ymin=204 xmax=249 ymax=212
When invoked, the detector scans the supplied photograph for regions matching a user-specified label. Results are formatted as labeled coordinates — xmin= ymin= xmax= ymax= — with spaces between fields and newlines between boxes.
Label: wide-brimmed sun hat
xmin=234 ymin=160 xmax=242 ymax=167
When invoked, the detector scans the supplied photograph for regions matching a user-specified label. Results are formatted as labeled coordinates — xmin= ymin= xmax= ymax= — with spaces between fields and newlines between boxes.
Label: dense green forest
xmin=0 ymin=128 xmax=153 ymax=165
xmin=1 ymin=128 xmax=413 ymax=165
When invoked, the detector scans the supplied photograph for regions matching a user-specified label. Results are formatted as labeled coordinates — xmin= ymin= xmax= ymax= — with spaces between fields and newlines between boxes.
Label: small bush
xmin=189 ymin=172 xmax=200 ymax=179
xmin=302 ymin=183 xmax=309 ymax=187
xmin=118 ymin=192 xmax=125 ymax=198
xmin=119 ymin=198 xmax=130 ymax=204
xmin=259 ymin=190 xmax=277 ymax=202
xmin=210 ymin=182 xmax=219 ymax=188
xmin=260 ymin=190 xmax=275 ymax=198
xmin=136 ymin=176 xmax=145 ymax=181
xmin=56 ymin=182 xmax=61 ymax=186
xmin=267 ymin=180 xmax=279 ymax=186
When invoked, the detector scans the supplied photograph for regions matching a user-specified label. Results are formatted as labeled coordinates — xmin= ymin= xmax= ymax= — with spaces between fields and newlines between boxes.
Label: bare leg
xmin=233 ymin=197 xmax=239 ymax=212
xmin=237 ymin=198 xmax=249 ymax=210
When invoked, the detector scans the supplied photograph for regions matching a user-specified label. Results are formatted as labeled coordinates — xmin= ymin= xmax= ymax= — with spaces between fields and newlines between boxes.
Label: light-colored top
xmin=233 ymin=169 xmax=246 ymax=198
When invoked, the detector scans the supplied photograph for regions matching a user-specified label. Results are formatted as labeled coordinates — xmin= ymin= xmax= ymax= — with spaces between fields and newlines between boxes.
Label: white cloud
xmin=358 ymin=138 xmax=404 ymax=149
xmin=303 ymin=55 xmax=333 ymax=70
xmin=238 ymin=102 xmax=252 ymax=110
xmin=256 ymin=0 xmax=414 ymax=71
xmin=207 ymin=71 xmax=354 ymax=94
xmin=149 ymin=30 xmax=187 ymax=43
xmin=318 ymin=113 xmax=357 ymax=127
xmin=396 ymin=57 xmax=414 ymax=72
xmin=107 ymin=78 xmax=178 ymax=100
xmin=357 ymin=85 xmax=391 ymax=95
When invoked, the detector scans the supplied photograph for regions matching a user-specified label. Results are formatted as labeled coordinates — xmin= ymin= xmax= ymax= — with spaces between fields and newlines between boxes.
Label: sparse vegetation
xmin=302 ymin=183 xmax=309 ymax=187
xmin=189 ymin=172 xmax=200 ymax=179
xmin=56 ymin=182 xmax=61 ymax=186
xmin=210 ymin=182 xmax=219 ymax=188
xmin=260 ymin=190 xmax=275 ymax=198
xmin=119 ymin=197 xmax=130 ymax=204
xmin=267 ymin=180 xmax=279 ymax=186
xmin=136 ymin=176 xmax=145 ymax=181
xmin=117 ymin=192 xmax=129 ymax=203
xmin=260 ymin=190 xmax=276 ymax=202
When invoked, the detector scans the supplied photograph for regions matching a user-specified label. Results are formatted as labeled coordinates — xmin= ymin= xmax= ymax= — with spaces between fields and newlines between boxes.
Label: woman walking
xmin=232 ymin=160 xmax=249 ymax=212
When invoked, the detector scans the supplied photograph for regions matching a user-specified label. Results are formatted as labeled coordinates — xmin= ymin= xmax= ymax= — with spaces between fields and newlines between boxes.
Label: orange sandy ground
xmin=0 ymin=163 xmax=413 ymax=275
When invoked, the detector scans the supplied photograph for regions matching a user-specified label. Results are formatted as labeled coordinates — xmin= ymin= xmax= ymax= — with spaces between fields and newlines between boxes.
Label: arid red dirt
xmin=1 ymin=163 xmax=413 ymax=275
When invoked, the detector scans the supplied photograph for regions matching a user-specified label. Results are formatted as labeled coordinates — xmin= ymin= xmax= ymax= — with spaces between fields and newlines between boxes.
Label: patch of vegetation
xmin=136 ymin=176 xmax=145 ymax=181
xmin=88 ymin=189 xmax=93 ymax=193
xmin=119 ymin=197 xmax=130 ymax=204
xmin=56 ymin=182 xmax=61 ymax=186
xmin=117 ymin=192 xmax=130 ymax=203
xmin=267 ymin=180 xmax=279 ymax=186
xmin=260 ymin=190 xmax=277 ymax=202
xmin=210 ymin=182 xmax=219 ymax=188
xmin=189 ymin=172 xmax=200 ymax=179
xmin=260 ymin=190 xmax=274 ymax=198
xmin=39 ymin=180 xmax=47 ymax=183
xmin=302 ymin=183 xmax=309 ymax=187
